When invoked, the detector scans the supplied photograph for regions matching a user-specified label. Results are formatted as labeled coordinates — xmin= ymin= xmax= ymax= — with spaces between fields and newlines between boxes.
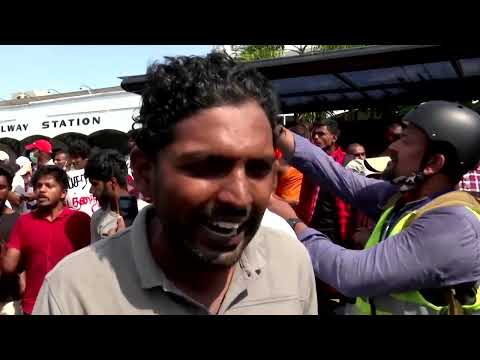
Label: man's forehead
xmin=171 ymin=139 xmax=274 ymax=159
xmin=405 ymin=124 xmax=423 ymax=136
xmin=37 ymin=175 xmax=58 ymax=183
xmin=313 ymin=125 xmax=328 ymax=132
xmin=169 ymin=103 xmax=273 ymax=153
xmin=389 ymin=124 xmax=403 ymax=133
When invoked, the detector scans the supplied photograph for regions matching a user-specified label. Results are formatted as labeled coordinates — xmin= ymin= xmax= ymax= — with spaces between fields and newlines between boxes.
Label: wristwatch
xmin=286 ymin=218 xmax=303 ymax=231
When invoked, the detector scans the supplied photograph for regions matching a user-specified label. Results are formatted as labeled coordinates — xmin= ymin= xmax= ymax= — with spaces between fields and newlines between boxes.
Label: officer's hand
xmin=21 ymin=192 xmax=36 ymax=201
xmin=116 ymin=215 xmax=126 ymax=231
xmin=268 ymin=194 xmax=298 ymax=220
xmin=274 ymin=125 xmax=296 ymax=161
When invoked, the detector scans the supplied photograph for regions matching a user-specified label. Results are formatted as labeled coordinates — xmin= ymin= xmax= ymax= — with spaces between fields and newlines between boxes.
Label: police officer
xmin=270 ymin=101 xmax=480 ymax=315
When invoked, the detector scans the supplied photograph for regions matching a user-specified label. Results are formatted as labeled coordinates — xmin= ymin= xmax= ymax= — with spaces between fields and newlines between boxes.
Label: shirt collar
xmin=400 ymin=188 xmax=454 ymax=209
xmin=130 ymin=205 xmax=170 ymax=289
xmin=130 ymin=205 xmax=268 ymax=289
xmin=330 ymin=145 xmax=344 ymax=162
xmin=32 ymin=206 xmax=72 ymax=221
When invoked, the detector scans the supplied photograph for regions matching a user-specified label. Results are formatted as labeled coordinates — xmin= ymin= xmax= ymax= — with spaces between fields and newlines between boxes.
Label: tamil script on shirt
xmin=65 ymin=168 xmax=99 ymax=217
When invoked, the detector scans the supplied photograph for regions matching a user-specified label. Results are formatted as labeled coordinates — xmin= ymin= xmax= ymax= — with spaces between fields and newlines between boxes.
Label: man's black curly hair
xmin=31 ymin=165 xmax=69 ymax=191
xmin=134 ymin=52 xmax=280 ymax=156
xmin=68 ymin=139 xmax=91 ymax=159
xmin=0 ymin=164 xmax=14 ymax=188
xmin=84 ymin=149 xmax=128 ymax=188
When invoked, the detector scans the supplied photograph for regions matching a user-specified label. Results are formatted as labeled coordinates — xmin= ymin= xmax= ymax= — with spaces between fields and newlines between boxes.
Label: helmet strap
xmin=390 ymin=144 xmax=436 ymax=192
xmin=391 ymin=171 xmax=426 ymax=193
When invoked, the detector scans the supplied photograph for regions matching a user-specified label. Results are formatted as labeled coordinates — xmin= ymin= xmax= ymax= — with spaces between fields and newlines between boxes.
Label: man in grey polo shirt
xmin=33 ymin=52 xmax=317 ymax=315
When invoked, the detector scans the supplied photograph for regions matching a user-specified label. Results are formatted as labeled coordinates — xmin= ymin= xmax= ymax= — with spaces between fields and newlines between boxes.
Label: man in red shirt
xmin=1 ymin=165 xmax=90 ymax=314
xmin=295 ymin=119 xmax=350 ymax=244
xmin=293 ymin=118 xmax=351 ymax=314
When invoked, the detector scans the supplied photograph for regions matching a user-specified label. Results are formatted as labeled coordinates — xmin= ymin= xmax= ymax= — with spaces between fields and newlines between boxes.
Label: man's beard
xmin=156 ymin=203 xmax=263 ymax=271
xmin=98 ymin=194 xmax=111 ymax=209
xmin=37 ymin=200 xmax=55 ymax=210
xmin=381 ymin=161 xmax=396 ymax=181
xmin=381 ymin=155 xmax=400 ymax=182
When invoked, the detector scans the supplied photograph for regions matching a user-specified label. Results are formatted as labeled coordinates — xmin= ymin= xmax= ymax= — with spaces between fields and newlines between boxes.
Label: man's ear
xmin=143 ymin=163 xmax=154 ymax=199
xmin=110 ymin=177 xmax=119 ymax=192
xmin=137 ymin=152 xmax=154 ymax=199
xmin=423 ymin=154 xmax=446 ymax=176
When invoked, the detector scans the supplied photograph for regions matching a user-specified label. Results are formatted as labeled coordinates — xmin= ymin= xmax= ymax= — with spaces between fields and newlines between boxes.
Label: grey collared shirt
xmin=33 ymin=206 xmax=317 ymax=315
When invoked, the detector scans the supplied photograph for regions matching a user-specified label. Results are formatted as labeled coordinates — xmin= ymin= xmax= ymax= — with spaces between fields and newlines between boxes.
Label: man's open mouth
xmin=199 ymin=217 xmax=249 ymax=239
xmin=203 ymin=220 xmax=243 ymax=237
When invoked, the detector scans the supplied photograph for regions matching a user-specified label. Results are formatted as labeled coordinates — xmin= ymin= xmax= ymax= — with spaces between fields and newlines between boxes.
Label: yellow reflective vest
xmin=349 ymin=191 xmax=480 ymax=315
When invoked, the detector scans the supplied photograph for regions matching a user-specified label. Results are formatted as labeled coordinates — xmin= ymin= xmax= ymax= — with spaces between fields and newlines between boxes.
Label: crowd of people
xmin=0 ymin=132 xmax=146 ymax=314
xmin=1 ymin=51 xmax=480 ymax=315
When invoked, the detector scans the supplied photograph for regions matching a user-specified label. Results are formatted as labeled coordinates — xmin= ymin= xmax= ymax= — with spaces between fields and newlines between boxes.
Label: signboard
xmin=0 ymin=113 xmax=135 ymax=139
xmin=0 ymin=91 xmax=141 ymax=140
xmin=41 ymin=116 xmax=101 ymax=130
xmin=0 ymin=116 xmax=106 ymax=135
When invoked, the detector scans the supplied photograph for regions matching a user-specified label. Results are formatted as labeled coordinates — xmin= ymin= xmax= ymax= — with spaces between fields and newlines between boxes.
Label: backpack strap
xmin=443 ymin=288 xmax=465 ymax=315
xmin=406 ymin=191 xmax=479 ymax=315
xmin=405 ymin=191 xmax=480 ymax=227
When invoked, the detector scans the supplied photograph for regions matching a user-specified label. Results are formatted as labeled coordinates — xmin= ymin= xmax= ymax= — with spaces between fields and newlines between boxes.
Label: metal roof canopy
xmin=120 ymin=45 xmax=480 ymax=113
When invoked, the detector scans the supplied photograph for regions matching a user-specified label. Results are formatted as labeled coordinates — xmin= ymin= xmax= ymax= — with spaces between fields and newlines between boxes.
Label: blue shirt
xmin=291 ymin=133 xmax=480 ymax=298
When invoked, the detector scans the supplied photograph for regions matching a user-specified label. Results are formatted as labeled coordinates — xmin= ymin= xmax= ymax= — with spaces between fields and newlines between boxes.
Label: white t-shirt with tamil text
xmin=66 ymin=168 xmax=99 ymax=217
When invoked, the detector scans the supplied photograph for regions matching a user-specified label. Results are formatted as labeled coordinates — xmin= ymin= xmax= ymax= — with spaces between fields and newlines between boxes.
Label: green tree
xmin=294 ymin=111 xmax=336 ymax=125
xmin=286 ymin=45 xmax=366 ymax=55
xmin=230 ymin=45 xmax=285 ymax=61
xmin=229 ymin=45 xmax=366 ymax=60
xmin=229 ymin=45 xmax=366 ymax=127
